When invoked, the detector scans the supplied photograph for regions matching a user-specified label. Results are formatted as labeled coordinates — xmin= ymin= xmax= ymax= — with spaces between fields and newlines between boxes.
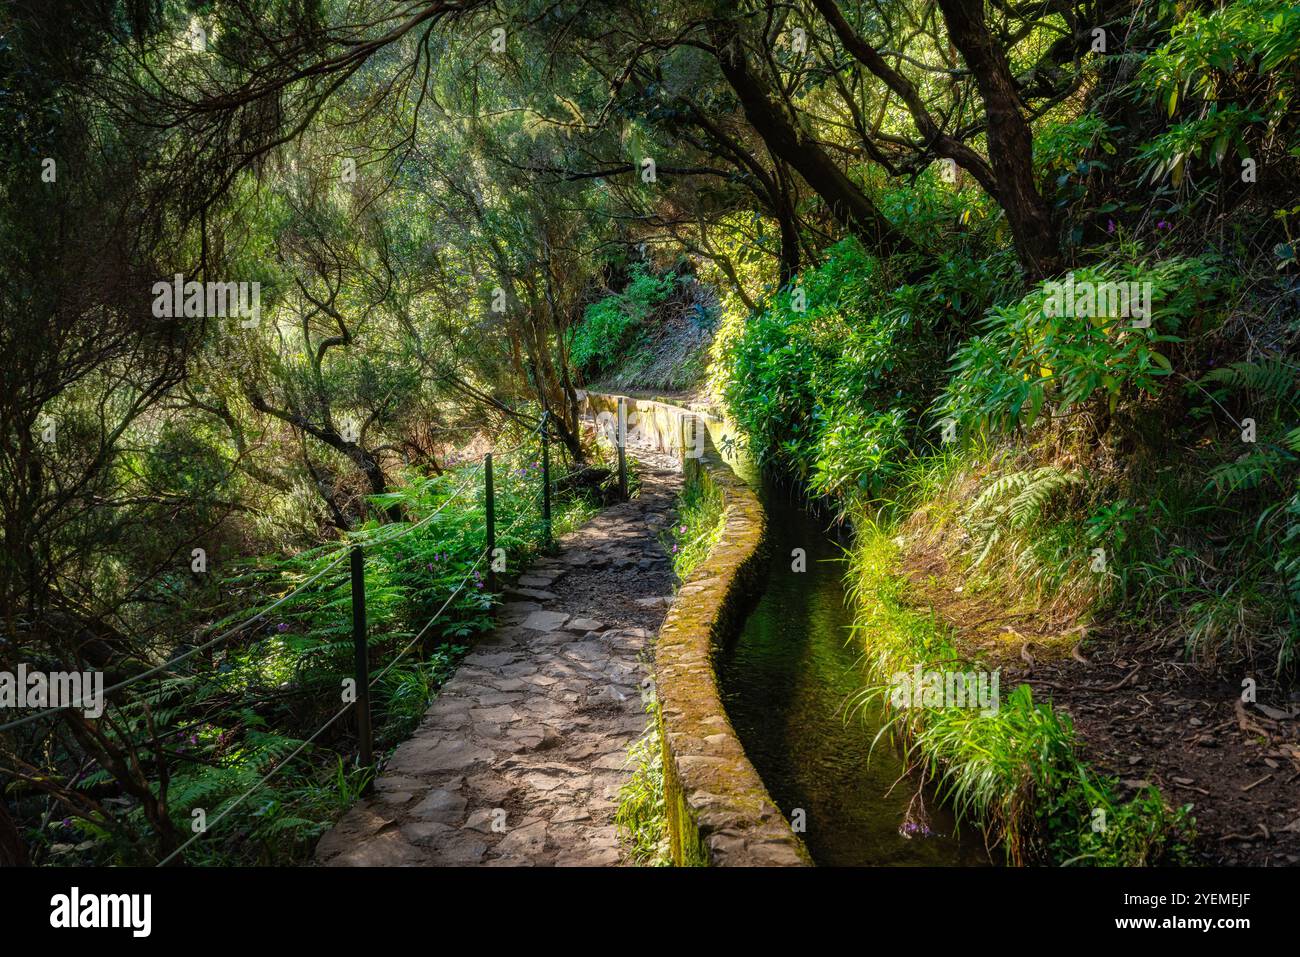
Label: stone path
xmin=315 ymin=448 xmax=681 ymax=866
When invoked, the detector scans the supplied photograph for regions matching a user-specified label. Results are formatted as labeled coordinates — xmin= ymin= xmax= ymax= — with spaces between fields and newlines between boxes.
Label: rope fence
xmin=2 ymin=406 xmax=632 ymax=864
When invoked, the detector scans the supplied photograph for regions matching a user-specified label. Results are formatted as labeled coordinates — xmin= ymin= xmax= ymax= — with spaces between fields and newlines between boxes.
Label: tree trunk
xmin=936 ymin=0 xmax=1063 ymax=279
xmin=812 ymin=0 xmax=999 ymax=197
xmin=0 ymin=800 xmax=30 ymax=866
xmin=708 ymin=24 xmax=916 ymax=258
xmin=354 ymin=448 xmax=402 ymax=523
xmin=774 ymin=176 xmax=802 ymax=286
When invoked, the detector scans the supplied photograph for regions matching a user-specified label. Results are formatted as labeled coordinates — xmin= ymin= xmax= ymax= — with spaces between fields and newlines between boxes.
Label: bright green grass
xmin=847 ymin=521 xmax=1196 ymax=866
xmin=665 ymin=474 xmax=726 ymax=580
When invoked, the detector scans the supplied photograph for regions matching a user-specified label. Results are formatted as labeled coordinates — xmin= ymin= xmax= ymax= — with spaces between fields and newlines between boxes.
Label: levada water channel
xmin=716 ymin=482 xmax=991 ymax=866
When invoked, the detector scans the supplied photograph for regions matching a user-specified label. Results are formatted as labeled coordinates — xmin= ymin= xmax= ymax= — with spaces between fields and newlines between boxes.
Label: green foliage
xmin=723 ymin=236 xmax=1015 ymax=504
xmin=1137 ymin=0 xmax=1300 ymax=186
xmin=807 ymin=406 xmax=908 ymax=501
xmin=963 ymin=466 xmax=1095 ymax=602
xmin=847 ymin=522 xmax=1195 ymax=865
xmin=614 ymin=704 xmax=671 ymax=866
xmin=570 ymin=266 xmax=678 ymax=375
xmin=1035 ymin=113 xmax=1119 ymax=220
xmin=1277 ymin=487 xmax=1300 ymax=659
xmin=723 ymin=238 xmax=881 ymax=467
xmin=939 ymin=258 xmax=1220 ymax=435
xmin=1137 ymin=104 xmax=1262 ymax=185
xmin=1141 ymin=0 xmax=1300 ymax=114
xmin=1035 ymin=113 xmax=1117 ymax=181
xmin=1198 ymin=358 xmax=1300 ymax=493
xmin=666 ymin=473 xmax=725 ymax=580
xmin=101 ymin=451 xmax=601 ymax=866
xmin=970 ymin=466 xmax=1084 ymax=534
xmin=1203 ymin=356 xmax=1297 ymax=398
xmin=1041 ymin=771 xmax=1196 ymax=867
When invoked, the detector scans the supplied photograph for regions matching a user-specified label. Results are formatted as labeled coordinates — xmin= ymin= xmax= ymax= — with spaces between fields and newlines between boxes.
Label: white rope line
xmin=153 ymin=698 xmax=354 ymax=866
xmin=0 ymin=459 xmax=502 ymax=733
xmin=348 ymin=461 xmax=485 ymax=548
xmin=369 ymin=507 xmax=533 ymax=687
xmin=154 ymin=507 xmax=536 ymax=866
xmin=0 ymin=549 xmax=350 ymax=734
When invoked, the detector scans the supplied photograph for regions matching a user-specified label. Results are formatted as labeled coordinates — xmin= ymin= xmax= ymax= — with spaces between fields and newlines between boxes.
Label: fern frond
xmin=1202 ymin=359 xmax=1296 ymax=403
xmin=1008 ymin=468 xmax=1083 ymax=529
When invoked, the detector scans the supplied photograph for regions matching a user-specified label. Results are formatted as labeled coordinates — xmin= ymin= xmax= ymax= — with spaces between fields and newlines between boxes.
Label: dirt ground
xmin=902 ymin=550 xmax=1300 ymax=866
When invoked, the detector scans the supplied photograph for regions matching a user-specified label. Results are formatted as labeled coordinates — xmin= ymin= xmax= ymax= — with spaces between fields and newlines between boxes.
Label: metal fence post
xmin=484 ymin=451 xmax=496 ymax=594
xmin=541 ymin=411 xmax=552 ymax=550
xmin=350 ymin=545 xmax=373 ymax=768
xmin=617 ymin=397 xmax=628 ymax=500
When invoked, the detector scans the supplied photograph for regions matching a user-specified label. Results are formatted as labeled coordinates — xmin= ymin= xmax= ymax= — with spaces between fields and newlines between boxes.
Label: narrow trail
xmin=315 ymin=447 xmax=681 ymax=866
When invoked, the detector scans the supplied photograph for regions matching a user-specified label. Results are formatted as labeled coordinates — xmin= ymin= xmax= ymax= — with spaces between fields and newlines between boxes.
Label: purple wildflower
xmin=276 ymin=622 xmax=289 ymax=633
xmin=1106 ymin=219 xmax=1116 ymax=234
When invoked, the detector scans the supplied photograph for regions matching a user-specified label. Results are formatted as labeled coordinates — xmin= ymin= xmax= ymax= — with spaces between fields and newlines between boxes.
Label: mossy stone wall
xmin=580 ymin=391 xmax=811 ymax=866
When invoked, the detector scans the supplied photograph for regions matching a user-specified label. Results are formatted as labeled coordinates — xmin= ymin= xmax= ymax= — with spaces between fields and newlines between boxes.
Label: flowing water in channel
xmin=717 ymin=484 xmax=990 ymax=867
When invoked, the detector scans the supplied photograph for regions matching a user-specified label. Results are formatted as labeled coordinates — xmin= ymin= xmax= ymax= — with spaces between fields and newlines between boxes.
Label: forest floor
xmin=903 ymin=549 xmax=1300 ymax=866
xmin=314 ymin=448 xmax=681 ymax=866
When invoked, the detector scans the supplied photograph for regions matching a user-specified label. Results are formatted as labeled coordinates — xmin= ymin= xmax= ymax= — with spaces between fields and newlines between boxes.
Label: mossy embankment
xmin=846 ymin=501 xmax=1196 ymax=866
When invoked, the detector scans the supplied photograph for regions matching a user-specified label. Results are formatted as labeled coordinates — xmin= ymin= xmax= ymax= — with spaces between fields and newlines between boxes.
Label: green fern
xmin=1208 ymin=449 xmax=1289 ymax=493
xmin=970 ymin=466 xmax=1083 ymax=529
xmin=1202 ymin=359 xmax=1298 ymax=405
xmin=966 ymin=467 xmax=1083 ymax=570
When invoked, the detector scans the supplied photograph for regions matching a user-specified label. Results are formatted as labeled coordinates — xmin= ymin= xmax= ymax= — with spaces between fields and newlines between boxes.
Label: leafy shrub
xmin=807 ymin=406 xmax=908 ymax=501
xmin=1039 ymin=768 xmax=1196 ymax=867
xmin=1141 ymin=0 xmax=1300 ymax=116
xmin=570 ymin=265 xmax=677 ymax=375
xmin=1139 ymin=0 xmax=1300 ymax=185
xmin=938 ymin=257 xmax=1220 ymax=435
xmin=723 ymin=237 xmax=1014 ymax=502
xmin=1035 ymin=112 xmax=1118 ymax=220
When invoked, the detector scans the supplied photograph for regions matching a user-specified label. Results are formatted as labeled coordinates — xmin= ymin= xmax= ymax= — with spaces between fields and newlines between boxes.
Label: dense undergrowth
xmin=22 ymin=438 xmax=607 ymax=867
xmin=571 ymin=264 xmax=719 ymax=393
xmin=850 ymin=507 xmax=1195 ymax=866
xmin=708 ymin=0 xmax=1300 ymax=864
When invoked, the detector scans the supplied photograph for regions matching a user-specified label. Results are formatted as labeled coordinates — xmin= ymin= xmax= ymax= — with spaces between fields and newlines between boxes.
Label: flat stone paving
xmin=315 ymin=448 xmax=681 ymax=866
